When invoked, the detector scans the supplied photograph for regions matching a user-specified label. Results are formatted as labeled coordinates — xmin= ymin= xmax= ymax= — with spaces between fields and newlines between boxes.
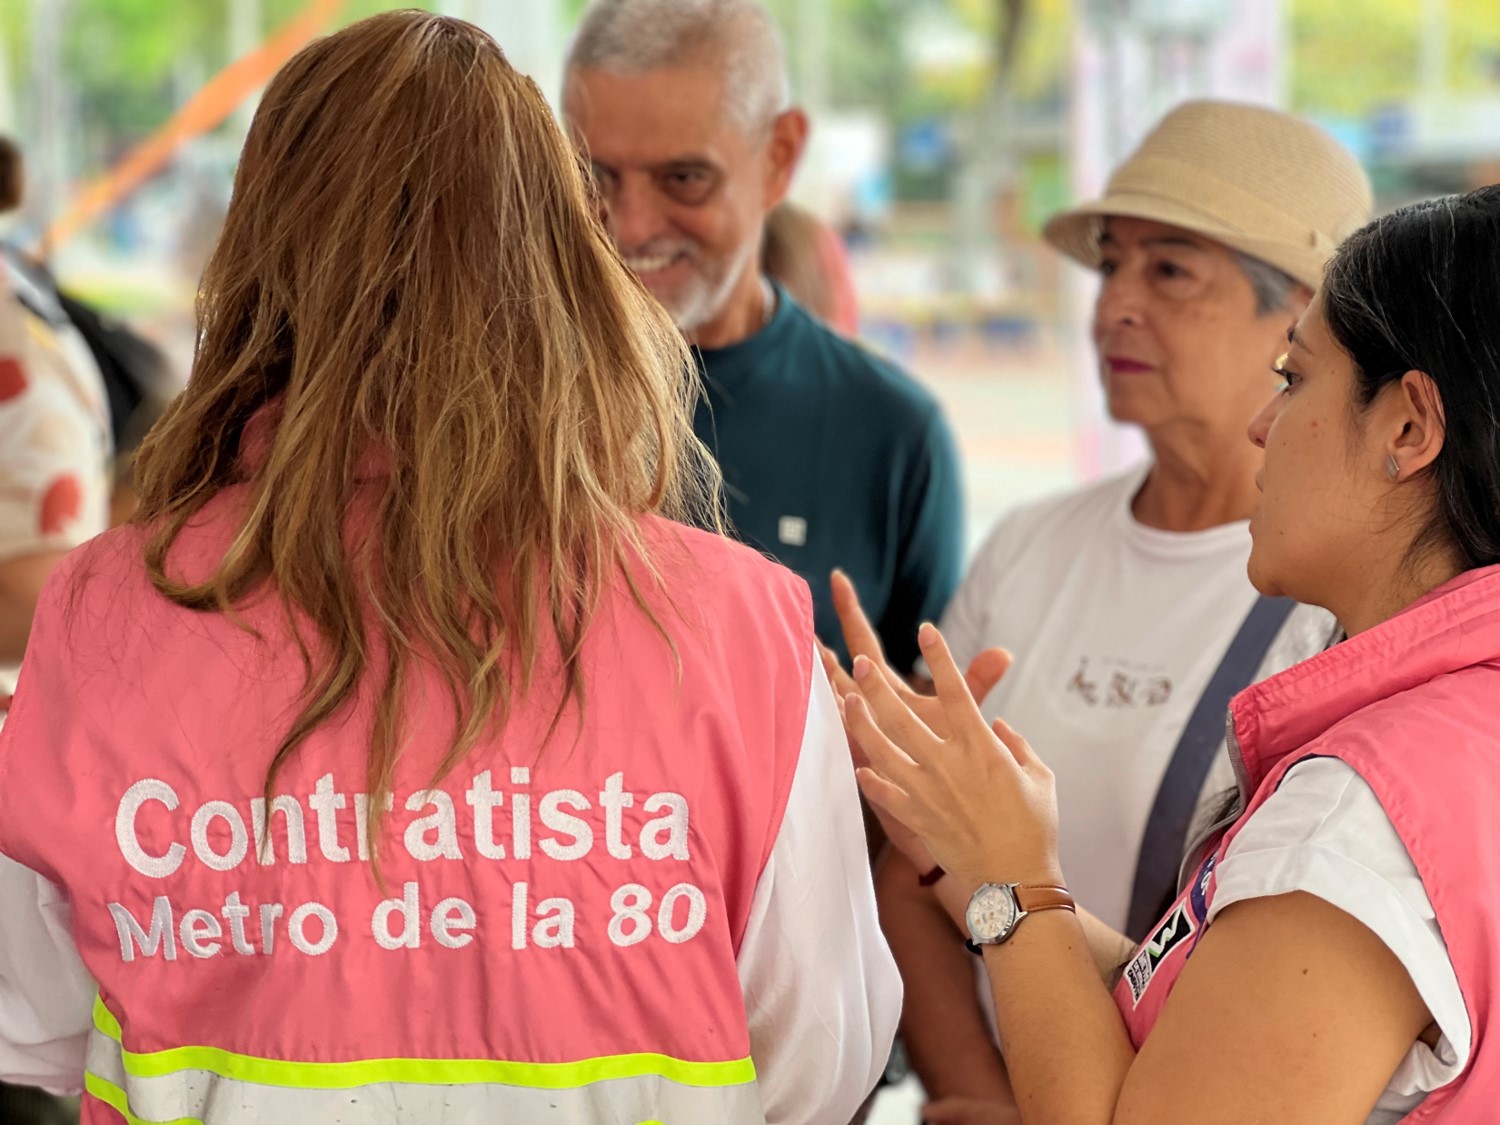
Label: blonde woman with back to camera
xmin=0 ymin=12 xmax=899 ymax=1124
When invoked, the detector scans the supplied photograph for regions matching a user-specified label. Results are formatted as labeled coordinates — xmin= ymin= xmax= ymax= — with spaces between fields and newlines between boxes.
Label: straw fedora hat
xmin=1044 ymin=100 xmax=1373 ymax=291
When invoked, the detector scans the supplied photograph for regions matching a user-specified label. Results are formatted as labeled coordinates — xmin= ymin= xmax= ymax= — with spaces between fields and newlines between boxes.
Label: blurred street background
xmin=4 ymin=0 xmax=1499 ymax=549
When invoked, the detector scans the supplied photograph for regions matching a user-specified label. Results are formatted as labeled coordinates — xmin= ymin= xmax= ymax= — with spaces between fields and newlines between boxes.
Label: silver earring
xmin=1386 ymin=454 xmax=1401 ymax=481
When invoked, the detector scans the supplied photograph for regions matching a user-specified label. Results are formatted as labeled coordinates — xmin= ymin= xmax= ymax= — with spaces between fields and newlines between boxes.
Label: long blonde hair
xmin=132 ymin=11 xmax=719 ymax=846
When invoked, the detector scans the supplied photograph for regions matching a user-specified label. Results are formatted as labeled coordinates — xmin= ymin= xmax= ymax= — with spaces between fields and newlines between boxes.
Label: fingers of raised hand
xmin=817 ymin=641 xmax=857 ymax=699
xmin=991 ymin=715 xmax=1045 ymax=772
xmin=873 ymin=653 xmax=928 ymax=712
xmin=843 ymin=689 xmax=921 ymax=775
xmin=854 ymin=766 xmax=920 ymax=835
xmin=916 ymin=624 xmax=991 ymax=740
xmin=852 ymin=654 xmax=939 ymax=751
xmin=830 ymin=570 xmax=887 ymax=663
xmin=846 ymin=696 xmax=926 ymax=830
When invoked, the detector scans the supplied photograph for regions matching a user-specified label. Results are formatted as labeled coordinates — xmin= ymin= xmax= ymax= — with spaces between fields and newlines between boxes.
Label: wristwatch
xmin=964 ymin=882 xmax=1075 ymax=952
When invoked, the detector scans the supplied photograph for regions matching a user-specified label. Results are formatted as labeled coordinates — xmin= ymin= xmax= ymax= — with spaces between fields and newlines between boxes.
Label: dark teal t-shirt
xmin=693 ymin=287 xmax=964 ymax=674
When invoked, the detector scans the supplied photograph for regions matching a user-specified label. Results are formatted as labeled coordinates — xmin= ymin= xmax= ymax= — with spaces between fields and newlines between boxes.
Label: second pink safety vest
xmin=1114 ymin=566 xmax=1500 ymax=1120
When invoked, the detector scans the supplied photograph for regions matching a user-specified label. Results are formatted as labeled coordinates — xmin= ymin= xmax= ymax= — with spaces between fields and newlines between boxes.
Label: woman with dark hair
xmin=843 ymin=183 xmax=1500 ymax=1121
xmin=0 ymin=13 xmax=897 ymax=1124
xmin=837 ymin=100 xmax=1370 ymax=1114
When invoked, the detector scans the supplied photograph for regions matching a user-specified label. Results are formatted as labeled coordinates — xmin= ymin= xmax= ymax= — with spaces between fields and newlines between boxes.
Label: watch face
xmin=966 ymin=884 xmax=1019 ymax=944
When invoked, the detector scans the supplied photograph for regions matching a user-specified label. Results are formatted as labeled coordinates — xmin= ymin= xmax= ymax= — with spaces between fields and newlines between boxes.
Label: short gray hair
xmin=566 ymin=0 xmax=791 ymax=133
xmin=1231 ymin=250 xmax=1301 ymax=316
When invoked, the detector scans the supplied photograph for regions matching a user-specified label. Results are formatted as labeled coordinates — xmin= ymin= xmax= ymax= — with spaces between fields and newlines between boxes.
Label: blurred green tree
xmin=1292 ymin=0 xmax=1500 ymax=115
xmin=4 ymin=0 xmax=1496 ymax=188
xmin=2 ymin=0 xmax=437 ymax=150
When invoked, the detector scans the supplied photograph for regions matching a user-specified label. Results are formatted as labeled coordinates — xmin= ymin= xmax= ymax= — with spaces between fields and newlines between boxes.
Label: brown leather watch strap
xmin=917 ymin=864 xmax=946 ymax=887
xmin=1014 ymin=885 xmax=1076 ymax=914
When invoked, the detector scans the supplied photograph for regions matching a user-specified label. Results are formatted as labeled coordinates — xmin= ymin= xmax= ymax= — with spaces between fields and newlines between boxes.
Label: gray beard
xmin=665 ymin=239 xmax=761 ymax=337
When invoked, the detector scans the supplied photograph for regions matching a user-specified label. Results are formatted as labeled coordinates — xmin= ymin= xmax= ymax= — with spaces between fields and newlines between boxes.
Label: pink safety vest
xmin=0 ymin=493 xmax=813 ymax=1123
xmin=1114 ymin=565 xmax=1500 ymax=1120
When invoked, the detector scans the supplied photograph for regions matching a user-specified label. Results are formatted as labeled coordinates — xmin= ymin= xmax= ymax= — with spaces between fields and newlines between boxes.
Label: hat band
xmin=1107 ymin=156 xmax=1336 ymax=258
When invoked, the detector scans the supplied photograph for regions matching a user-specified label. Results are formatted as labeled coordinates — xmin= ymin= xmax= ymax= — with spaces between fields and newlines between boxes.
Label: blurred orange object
xmin=762 ymin=201 xmax=860 ymax=337
xmin=816 ymin=218 xmax=860 ymax=338
xmin=40 ymin=0 xmax=347 ymax=254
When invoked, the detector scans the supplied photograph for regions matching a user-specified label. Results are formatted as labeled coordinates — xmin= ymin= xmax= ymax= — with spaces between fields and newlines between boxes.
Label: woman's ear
xmin=1387 ymin=370 xmax=1446 ymax=481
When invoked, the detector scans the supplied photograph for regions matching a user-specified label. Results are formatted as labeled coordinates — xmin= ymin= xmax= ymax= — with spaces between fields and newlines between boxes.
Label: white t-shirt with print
xmin=1213 ymin=756 xmax=1467 ymax=1123
xmin=940 ymin=466 xmax=1340 ymax=932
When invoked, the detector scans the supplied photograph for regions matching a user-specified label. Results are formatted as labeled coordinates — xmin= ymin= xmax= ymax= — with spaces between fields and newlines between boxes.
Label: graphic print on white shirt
xmin=940 ymin=467 xmax=1339 ymax=932
xmin=1064 ymin=654 xmax=1175 ymax=710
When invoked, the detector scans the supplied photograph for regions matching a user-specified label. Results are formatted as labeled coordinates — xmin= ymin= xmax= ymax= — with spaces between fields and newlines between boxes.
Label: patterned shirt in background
xmin=0 ymin=260 xmax=112 ymax=695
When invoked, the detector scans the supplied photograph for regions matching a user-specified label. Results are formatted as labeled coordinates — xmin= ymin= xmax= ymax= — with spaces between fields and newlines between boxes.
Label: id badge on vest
xmin=1122 ymin=852 xmax=1216 ymax=1010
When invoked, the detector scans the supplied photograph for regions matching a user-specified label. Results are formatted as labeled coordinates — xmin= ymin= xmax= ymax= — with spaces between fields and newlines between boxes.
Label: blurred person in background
xmin=563 ymin=0 xmax=964 ymax=677
xmin=762 ymin=200 xmax=860 ymax=337
xmin=0 ymin=136 xmax=113 ymax=698
xmin=50 ymin=296 xmax=177 ymax=527
xmin=0 ymin=134 xmax=176 ymax=534
xmin=0 ymin=135 xmax=111 ymax=1125
xmin=830 ymin=101 xmax=1373 ymax=1121
xmin=846 ymin=181 xmax=1500 ymax=1125
xmin=0 ymin=13 xmax=897 ymax=1124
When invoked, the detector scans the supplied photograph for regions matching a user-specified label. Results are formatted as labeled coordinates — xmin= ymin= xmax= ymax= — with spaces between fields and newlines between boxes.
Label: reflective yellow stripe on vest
xmin=86 ymin=996 xmax=763 ymax=1124
xmin=85 ymin=1070 xmax=203 ymax=1125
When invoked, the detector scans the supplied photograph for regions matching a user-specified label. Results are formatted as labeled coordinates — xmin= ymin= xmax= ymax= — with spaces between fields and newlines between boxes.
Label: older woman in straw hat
xmin=825 ymin=99 xmax=1372 ymax=1117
